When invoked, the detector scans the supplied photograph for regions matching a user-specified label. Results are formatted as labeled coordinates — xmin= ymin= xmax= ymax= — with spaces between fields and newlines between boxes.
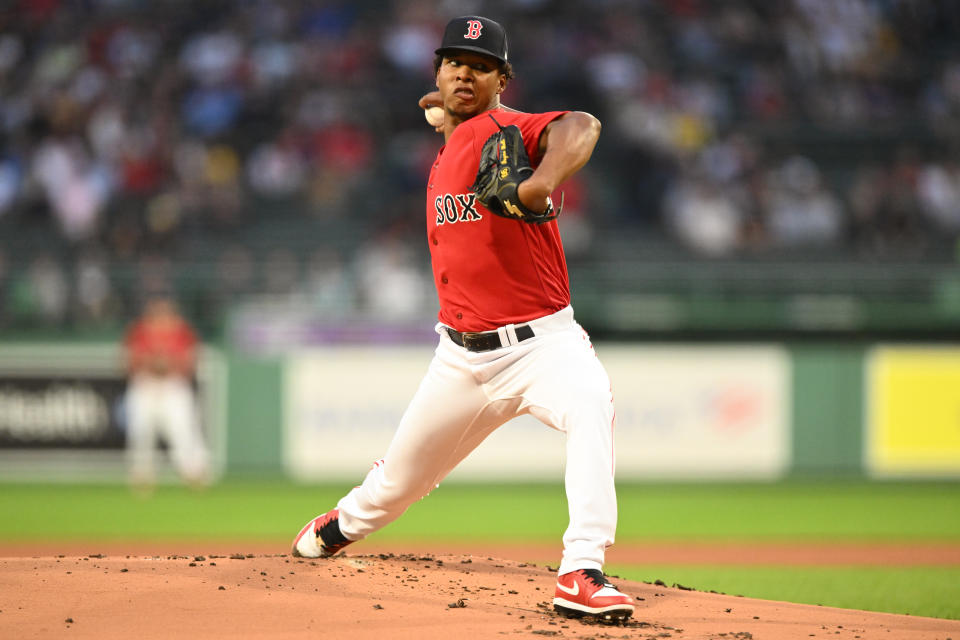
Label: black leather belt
xmin=445 ymin=324 xmax=535 ymax=352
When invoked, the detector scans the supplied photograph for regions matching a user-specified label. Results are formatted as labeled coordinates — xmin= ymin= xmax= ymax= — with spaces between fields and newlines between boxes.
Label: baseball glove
xmin=469 ymin=114 xmax=560 ymax=224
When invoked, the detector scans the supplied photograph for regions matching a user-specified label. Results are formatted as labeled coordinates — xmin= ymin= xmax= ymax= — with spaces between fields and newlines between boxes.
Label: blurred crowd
xmin=0 ymin=0 xmax=959 ymax=335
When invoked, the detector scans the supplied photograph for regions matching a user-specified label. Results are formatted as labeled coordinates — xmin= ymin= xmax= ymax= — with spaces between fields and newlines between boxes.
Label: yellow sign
xmin=867 ymin=347 xmax=960 ymax=475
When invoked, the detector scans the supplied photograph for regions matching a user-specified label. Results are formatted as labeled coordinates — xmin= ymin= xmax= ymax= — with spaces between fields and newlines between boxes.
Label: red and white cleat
xmin=291 ymin=509 xmax=353 ymax=558
xmin=553 ymin=569 xmax=635 ymax=621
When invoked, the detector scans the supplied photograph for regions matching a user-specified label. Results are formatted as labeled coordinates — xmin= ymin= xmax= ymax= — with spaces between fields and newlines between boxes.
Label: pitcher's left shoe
xmin=553 ymin=568 xmax=634 ymax=621
xmin=291 ymin=509 xmax=353 ymax=558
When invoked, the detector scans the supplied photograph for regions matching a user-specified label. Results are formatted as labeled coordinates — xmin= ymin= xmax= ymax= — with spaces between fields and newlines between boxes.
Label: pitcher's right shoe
xmin=553 ymin=569 xmax=635 ymax=621
xmin=291 ymin=509 xmax=353 ymax=558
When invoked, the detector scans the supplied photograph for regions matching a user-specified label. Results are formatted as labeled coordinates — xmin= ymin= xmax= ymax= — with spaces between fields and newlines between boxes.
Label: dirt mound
xmin=2 ymin=550 xmax=958 ymax=639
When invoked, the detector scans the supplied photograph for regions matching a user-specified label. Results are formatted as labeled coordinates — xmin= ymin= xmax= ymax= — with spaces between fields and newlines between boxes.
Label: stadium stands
xmin=1 ymin=0 xmax=958 ymax=338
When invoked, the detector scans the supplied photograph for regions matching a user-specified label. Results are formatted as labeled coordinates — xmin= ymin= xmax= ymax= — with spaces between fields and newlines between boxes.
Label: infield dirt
xmin=2 ymin=543 xmax=959 ymax=639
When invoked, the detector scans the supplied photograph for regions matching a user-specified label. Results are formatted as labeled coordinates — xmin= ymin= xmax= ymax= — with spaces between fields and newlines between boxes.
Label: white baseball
xmin=424 ymin=106 xmax=444 ymax=128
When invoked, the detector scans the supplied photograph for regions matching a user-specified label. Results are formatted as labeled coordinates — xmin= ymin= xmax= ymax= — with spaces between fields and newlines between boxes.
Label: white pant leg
xmin=336 ymin=342 xmax=513 ymax=540
xmin=506 ymin=319 xmax=618 ymax=574
xmin=125 ymin=377 xmax=159 ymax=483
xmin=158 ymin=378 xmax=209 ymax=483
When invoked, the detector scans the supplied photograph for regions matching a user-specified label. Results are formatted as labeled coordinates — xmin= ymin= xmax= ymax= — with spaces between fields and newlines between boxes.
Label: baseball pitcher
xmin=292 ymin=15 xmax=633 ymax=622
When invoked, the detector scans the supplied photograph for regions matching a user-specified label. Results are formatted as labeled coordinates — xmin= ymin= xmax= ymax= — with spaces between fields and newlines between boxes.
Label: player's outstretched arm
xmin=518 ymin=112 xmax=601 ymax=213
xmin=418 ymin=91 xmax=520 ymax=133
xmin=418 ymin=90 xmax=521 ymax=112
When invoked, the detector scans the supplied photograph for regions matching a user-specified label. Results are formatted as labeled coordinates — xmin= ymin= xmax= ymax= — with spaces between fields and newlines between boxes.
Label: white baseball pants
xmin=336 ymin=305 xmax=618 ymax=574
xmin=125 ymin=375 xmax=209 ymax=484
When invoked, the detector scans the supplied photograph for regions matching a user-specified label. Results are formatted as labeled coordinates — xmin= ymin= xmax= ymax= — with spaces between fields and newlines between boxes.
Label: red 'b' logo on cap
xmin=464 ymin=20 xmax=483 ymax=39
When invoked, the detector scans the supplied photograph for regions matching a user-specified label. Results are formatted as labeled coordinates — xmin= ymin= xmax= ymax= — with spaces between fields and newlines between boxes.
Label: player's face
xmin=436 ymin=52 xmax=506 ymax=122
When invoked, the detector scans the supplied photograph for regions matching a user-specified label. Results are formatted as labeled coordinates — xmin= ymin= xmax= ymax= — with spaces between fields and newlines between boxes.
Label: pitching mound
xmin=2 ymin=549 xmax=958 ymax=639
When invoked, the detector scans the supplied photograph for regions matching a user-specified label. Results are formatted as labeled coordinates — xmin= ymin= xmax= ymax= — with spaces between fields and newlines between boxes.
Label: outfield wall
xmin=236 ymin=341 xmax=960 ymax=480
xmin=2 ymin=342 xmax=959 ymax=481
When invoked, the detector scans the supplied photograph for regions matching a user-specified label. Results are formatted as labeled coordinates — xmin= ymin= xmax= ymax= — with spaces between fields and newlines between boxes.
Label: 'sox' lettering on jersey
xmin=435 ymin=193 xmax=482 ymax=226
xmin=464 ymin=20 xmax=483 ymax=39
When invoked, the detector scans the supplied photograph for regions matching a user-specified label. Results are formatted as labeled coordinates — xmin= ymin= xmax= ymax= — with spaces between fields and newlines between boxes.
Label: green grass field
xmin=3 ymin=480 xmax=959 ymax=619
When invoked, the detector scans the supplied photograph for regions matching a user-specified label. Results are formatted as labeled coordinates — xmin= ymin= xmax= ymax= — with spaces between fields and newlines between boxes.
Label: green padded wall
xmin=791 ymin=344 xmax=866 ymax=475
xmin=225 ymin=354 xmax=284 ymax=475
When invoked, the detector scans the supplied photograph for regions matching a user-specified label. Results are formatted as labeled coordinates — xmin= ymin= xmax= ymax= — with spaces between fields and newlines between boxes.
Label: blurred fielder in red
xmin=123 ymin=296 xmax=209 ymax=490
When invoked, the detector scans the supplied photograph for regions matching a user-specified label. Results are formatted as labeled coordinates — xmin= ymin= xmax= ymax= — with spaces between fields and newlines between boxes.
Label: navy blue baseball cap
xmin=435 ymin=15 xmax=508 ymax=64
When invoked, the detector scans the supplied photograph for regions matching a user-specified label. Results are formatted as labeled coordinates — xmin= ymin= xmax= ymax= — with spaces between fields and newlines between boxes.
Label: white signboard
xmin=606 ymin=345 xmax=791 ymax=478
xmin=284 ymin=344 xmax=791 ymax=481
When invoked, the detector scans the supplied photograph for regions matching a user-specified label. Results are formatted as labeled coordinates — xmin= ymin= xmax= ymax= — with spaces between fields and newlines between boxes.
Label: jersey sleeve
xmin=517 ymin=110 xmax=568 ymax=166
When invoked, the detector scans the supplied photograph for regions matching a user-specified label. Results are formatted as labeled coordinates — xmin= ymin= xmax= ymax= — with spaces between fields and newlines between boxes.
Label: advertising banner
xmin=866 ymin=346 xmax=960 ymax=476
xmin=284 ymin=344 xmax=791 ymax=481
xmin=605 ymin=345 xmax=791 ymax=478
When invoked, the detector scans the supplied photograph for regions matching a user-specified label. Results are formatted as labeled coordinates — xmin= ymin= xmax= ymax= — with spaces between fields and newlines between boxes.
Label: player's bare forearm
xmin=518 ymin=112 xmax=600 ymax=211
xmin=419 ymin=91 xmax=521 ymax=118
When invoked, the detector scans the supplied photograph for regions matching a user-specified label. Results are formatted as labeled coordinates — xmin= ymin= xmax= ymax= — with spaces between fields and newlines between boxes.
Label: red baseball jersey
xmin=125 ymin=315 xmax=197 ymax=377
xmin=427 ymin=107 xmax=569 ymax=332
